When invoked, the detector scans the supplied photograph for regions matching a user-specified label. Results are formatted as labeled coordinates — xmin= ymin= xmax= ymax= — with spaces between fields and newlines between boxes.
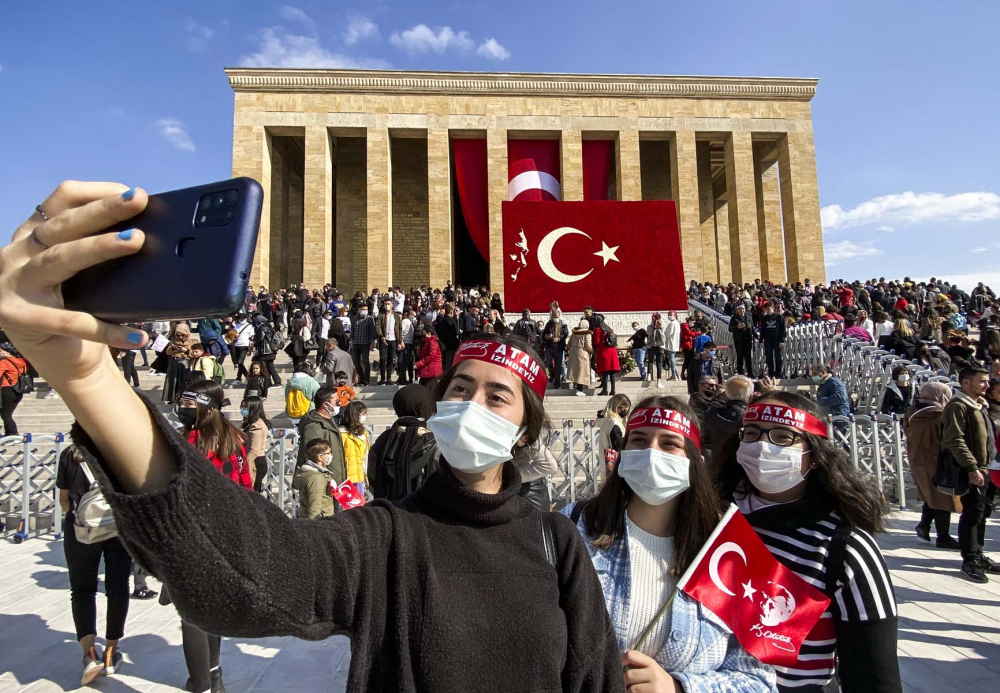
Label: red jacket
xmin=0 ymin=356 xmax=28 ymax=389
xmin=187 ymin=430 xmax=254 ymax=490
xmin=415 ymin=335 xmax=443 ymax=379
xmin=592 ymin=326 xmax=621 ymax=374
xmin=679 ymin=324 xmax=698 ymax=351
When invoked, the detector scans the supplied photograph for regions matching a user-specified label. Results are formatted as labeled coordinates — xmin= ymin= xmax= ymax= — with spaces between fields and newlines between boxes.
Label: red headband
xmin=743 ymin=403 xmax=829 ymax=438
xmin=452 ymin=340 xmax=548 ymax=400
xmin=625 ymin=408 xmax=702 ymax=449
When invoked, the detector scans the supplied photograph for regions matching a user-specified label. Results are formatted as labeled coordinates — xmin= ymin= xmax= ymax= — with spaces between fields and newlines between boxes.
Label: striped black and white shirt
xmin=736 ymin=493 xmax=900 ymax=692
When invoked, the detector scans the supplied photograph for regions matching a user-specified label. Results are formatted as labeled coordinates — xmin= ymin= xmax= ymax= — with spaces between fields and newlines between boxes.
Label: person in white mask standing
xmin=563 ymin=396 xmax=776 ymax=693
xmin=717 ymin=391 xmax=900 ymax=693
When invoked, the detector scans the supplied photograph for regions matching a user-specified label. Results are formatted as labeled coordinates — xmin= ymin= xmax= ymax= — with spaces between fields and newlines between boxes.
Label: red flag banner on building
xmin=330 ymin=480 xmax=366 ymax=510
xmin=676 ymin=505 xmax=831 ymax=667
xmin=502 ymin=200 xmax=687 ymax=312
xmin=508 ymin=140 xmax=561 ymax=201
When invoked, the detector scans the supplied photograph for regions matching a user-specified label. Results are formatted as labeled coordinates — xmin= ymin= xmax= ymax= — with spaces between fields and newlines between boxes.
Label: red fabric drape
xmin=508 ymin=140 xmax=561 ymax=201
xmin=452 ymin=138 xmax=490 ymax=261
xmin=582 ymin=140 xmax=613 ymax=201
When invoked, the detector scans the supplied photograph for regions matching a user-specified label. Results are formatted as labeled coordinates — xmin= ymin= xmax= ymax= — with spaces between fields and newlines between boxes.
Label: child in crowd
xmin=243 ymin=361 xmax=270 ymax=401
xmin=340 ymin=401 xmax=370 ymax=497
xmin=291 ymin=438 xmax=338 ymax=519
xmin=334 ymin=371 xmax=356 ymax=408
xmin=188 ymin=344 xmax=216 ymax=382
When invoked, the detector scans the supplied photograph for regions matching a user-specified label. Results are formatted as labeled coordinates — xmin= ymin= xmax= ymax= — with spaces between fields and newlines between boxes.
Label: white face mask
xmin=427 ymin=400 xmax=524 ymax=473
xmin=617 ymin=448 xmax=690 ymax=506
xmin=359 ymin=414 xmax=368 ymax=425
xmin=736 ymin=440 xmax=808 ymax=494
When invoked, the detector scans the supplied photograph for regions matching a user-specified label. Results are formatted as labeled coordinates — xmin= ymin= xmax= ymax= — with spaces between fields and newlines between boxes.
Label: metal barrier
xmin=0 ymin=433 xmax=66 ymax=542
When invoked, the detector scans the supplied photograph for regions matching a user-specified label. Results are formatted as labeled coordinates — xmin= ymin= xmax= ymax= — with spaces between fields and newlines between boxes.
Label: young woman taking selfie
xmin=0 ymin=183 xmax=622 ymax=691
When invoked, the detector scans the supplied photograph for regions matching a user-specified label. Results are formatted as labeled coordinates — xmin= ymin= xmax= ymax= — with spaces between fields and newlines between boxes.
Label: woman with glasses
xmin=717 ymin=391 xmax=900 ymax=693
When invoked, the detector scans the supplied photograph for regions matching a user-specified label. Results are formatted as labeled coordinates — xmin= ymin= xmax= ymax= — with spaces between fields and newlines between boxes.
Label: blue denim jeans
xmin=633 ymin=348 xmax=647 ymax=379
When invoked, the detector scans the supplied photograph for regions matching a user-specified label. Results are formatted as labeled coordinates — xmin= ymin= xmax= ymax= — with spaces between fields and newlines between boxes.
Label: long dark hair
xmin=717 ymin=390 xmax=886 ymax=533
xmin=183 ymin=380 xmax=245 ymax=461
xmin=241 ymin=396 xmax=271 ymax=432
xmin=433 ymin=332 xmax=550 ymax=447
xmin=577 ymin=395 xmax=722 ymax=577
xmin=341 ymin=400 xmax=368 ymax=437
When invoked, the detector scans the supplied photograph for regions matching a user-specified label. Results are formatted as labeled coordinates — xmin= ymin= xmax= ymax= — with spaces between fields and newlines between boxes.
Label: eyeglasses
xmin=738 ymin=425 xmax=807 ymax=448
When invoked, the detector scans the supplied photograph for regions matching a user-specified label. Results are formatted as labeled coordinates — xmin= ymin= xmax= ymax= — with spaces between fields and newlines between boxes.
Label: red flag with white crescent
xmin=330 ymin=480 xmax=366 ymax=510
xmin=677 ymin=505 xmax=831 ymax=667
xmin=508 ymin=140 xmax=561 ymax=201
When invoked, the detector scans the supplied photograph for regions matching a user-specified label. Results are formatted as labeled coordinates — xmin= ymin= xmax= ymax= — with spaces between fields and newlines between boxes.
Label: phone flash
xmin=200 ymin=215 xmax=207 ymax=223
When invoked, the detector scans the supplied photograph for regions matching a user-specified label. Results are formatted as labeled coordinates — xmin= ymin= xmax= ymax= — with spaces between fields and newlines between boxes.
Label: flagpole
xmin=630 ymin=503 xmax=739 ymax=654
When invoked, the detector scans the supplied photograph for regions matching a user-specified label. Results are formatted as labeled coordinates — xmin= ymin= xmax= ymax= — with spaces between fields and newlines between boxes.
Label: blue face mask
xmin=811 ymin=375 xmax=822 ymax=383
xmin=240 ymin=407 xmax=249 ymax=417
xmin=707 ymin=350 xmax=716 ymax=358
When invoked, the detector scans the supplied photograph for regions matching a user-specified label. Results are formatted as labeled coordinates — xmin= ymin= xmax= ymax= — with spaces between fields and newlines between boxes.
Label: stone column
xmin=669 ymin=131 xmax=702 ymax=283
xmin=486 ymin=128 xmax=508 ymax=294
xmin=287 ymin=170 xmax=304 ymax=285
xmin=715 ymin=196 xmax=732 ymax=284
xmin=302 ymin=125 xmax=332 ymax=287
xmin=616 ymin=130 xmax=641 ymax=201
xmin=561 ymin=130 xmax=583 ymax=201
xmin=754 ymin=142 xmax=786 ymax=283
xmin=232 ymin=124 xmax=271 ymax=286
xmin=367 ymin=125 xmax=392 ymax=291
xmin=778 ymin=131 xmax=826 ymax=283
xmin=427 ymin=129 xmax=452 ymax=286
xmin=723 ymin=131 xmax=762 ymax=284
xmin=696 ymin=142 xmax=719 ymax=283
xmin=268 ymin=143 xmax=286 ymax=290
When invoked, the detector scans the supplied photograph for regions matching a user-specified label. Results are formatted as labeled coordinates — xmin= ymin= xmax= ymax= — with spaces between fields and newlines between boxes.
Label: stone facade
xmin=228 ymin=68 xmax=826 ymax=294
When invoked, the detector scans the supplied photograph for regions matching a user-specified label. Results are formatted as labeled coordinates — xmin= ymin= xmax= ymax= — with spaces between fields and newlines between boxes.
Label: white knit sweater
xmin=625 ymin=515 xmax=677 ymax=657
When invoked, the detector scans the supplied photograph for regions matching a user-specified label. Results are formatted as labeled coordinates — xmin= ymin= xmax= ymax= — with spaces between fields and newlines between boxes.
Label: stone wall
xmin=390 ymin=137 xmax=430 ymax=290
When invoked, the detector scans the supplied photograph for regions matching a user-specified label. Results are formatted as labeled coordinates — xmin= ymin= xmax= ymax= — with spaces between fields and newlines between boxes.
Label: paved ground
xmin=1 ymin=508 xmax=997 ymax=692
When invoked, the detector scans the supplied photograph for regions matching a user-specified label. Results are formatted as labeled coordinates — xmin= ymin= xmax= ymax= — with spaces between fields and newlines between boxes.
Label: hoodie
xmin=284 ymin=372 xmax=321 ymax=412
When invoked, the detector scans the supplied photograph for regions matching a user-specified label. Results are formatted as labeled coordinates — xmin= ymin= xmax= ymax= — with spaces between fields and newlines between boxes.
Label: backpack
xmin=286 ymin=387 xmax=311 ymax=419
xmin=3 ymin=359 xmax=33 ymax=396
xmin=604 ymin=328 xmax=618 ymax=348
xmin=269 ymin=329 xmax=286 ymax=353
xmin=211 ymin=358 xmax=226 ymax=385
xmin=372 ymin=417 xmax=441 ymax=501
xmin=74 ymin=462 xmax=118 ymax=544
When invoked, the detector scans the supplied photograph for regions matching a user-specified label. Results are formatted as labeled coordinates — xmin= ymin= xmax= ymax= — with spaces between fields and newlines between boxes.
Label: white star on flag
xmin=741 ymin=580 xmax=756 ymax=601
xmin=594 ymin=241 xmax=620 ymax=266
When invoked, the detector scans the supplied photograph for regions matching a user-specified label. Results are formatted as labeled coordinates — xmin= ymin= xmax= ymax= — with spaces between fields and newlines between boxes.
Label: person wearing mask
xmin=376 ymin=298 xmax=403 ymax=386
xmin=513 ymin=308 xmax=538 ymax=343
xmin=880 ymin=366 xmax=912 ymax=416
xmin=663 ymin=311 xmax=681 ymax=381
xmin=333 ymin=371 xmax=357 ymax=409
xmin=728 ymin=304 xmax=756 ymax=377
xmin=340 ymin=400 xmax=371 ymax=497
xmin=435 ymin=304 xmax=462 ymax=372
xmin=593 ymin=315 xmax=621 ymax=397
xmin=903 ymin=382 xmax=961 ymax=549
xmin=702 ymin=375 xmax=753 ymax=473
xmin=692 ymin=325 xmax=713 ymax=356
xmin=596 ymin=394 xmax=632 ymax=485
xmin=321 ymin=337 xmax=355 ymax=388
xmin=229 ymin=314 xmax=254 ymax=386
xmin=759 ymin=302 xmax=786 ymax=378
xmin=188 ymin=343 xmax=217 ymax=383
xmin=459 ymin=304 xmax=480 ymax=340
xmin=296 ymin=388 xmax=348 ymax=481
xmin=679 ymin=316 xmax=699 ymax=381
xmin=369 ymin=384 xmax=441 ymax=500
xmin=717 ymin=392 xmax=900 ymax=692
xmin=543 ymin=309 xmax=570 ymax=391
xmin=173 ymin=380 xmax=254 ymax=692
xmin=414 ymin=324 xmax=443 ymax=389
xmin=292 ymin=438 xmax=339 ymax=519
xmin=687 ymin=374 xmax=725 ymax=428
xmin=398 ymin=309 xmax=417 ymax=384
xmin=872 ymin=311 xmax=894 ymax=347
xmin=941 ymin=366 xmax=1000 ymax=583
xmin=241 ymin=396 xmax=271 ymax=493
xmin=645 ymin=317 xmax=667 ymax=388
xmin=564 ymin=398 xmax=776 ymax=692
xmin=567 ymin=319 xmax=593 ymax=396
xmin=57 ymin=445 xmax=133 ymax=685
xmin=811 ymin=364 xmax=850 ymax=417
xmin=351 ymin=303 xmax=376 ymax=386
xmin=0 ymin=342 xmax=29 ymax=435
xmin=857 ymin=309 xmax=874 ymax=335
xmin=161 ymin=322 xmax=198 ymax=402
xmin=627 ymin=320 xmax=649 ymax=383
xmin=686 ymin=343 xmax=723 ymax=396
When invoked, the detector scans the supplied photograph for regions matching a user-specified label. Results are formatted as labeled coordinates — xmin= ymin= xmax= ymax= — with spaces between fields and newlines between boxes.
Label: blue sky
xmin=2 ymin=1 xmax=998 ymax=290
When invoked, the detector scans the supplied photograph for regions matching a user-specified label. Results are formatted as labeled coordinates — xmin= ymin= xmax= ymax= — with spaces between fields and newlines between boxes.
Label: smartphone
xmin=63 ymin=178 xmax=263 ymax=322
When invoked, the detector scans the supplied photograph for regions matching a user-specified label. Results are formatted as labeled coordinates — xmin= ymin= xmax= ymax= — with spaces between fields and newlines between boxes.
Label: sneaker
xmin=961 ymin=561 xmax=989 ymax=583
xmin=656 ymin=380 xmax=664 ymax=389
xmin=132 ymin=586 xmax=158 ymax=600
xmin=81 ymin=646 xmax=104 ymax=685
xmin=104 ymin=647 xmax=123 ymax=676
xmin=979 ymin=556 xmax=1000 ymax=575
xmin=45 ymin=391 xmax=60 ymax=400
xmin=575 ymin=390 xmax=586 ymax=397
xmin=914 ymin=524 xmax=931 ymax=542
xmin=232 ymin=380 xmax=244 ymax=388
xmin=935 ymin=536 xmax=961 ymax=550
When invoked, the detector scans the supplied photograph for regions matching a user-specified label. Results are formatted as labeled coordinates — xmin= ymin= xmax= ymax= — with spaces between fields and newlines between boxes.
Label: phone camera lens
xmin=225 ymin=190 xmax=238 ymax=205
xmin=200 ymin=194 xmax=213 ymax=209
xmin=213 ymin=194 xmax=225 ymax=208
xmin=224 ymin=209 xmax=235 ymax=222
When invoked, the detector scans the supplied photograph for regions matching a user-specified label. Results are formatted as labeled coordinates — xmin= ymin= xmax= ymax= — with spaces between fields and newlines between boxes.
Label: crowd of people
xmin=3 ymin=181 xmax=1000 ymax=693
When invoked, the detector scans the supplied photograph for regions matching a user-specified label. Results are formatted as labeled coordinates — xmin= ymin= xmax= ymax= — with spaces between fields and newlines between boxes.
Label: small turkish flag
xmin=502 ymin=200 xmax=687 ymax=313
xmin=677 ymin=505 xmax=831 ymax=667
xmin=508 ymin=140 xmax=561 ymax=201
xmin=330 ymin=480 xmax=366 ymax=510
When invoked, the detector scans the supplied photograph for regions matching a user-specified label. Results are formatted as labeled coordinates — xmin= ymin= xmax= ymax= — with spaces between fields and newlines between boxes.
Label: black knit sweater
xmin=72 ymin=398 xmax=623 ymax=692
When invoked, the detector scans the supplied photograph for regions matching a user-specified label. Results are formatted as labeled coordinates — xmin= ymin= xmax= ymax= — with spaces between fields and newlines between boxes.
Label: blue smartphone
xmin=63 ymin=178 xmax=263 ymax=322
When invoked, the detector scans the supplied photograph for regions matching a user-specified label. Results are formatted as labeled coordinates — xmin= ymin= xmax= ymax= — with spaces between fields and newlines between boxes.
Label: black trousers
xmin=599 ymin=371 xmax=617 ymax=394
xmin=1 ymin=386 xmax=23 ymax=436
xmin=121 ymin=350 xmax=140 ymax=387
xmin=959 ymin=480 xmax=992 ymax=562
xmin=544 ymin=348 xmax=565 ymax=388
xmin=260 ymin=357 xmax=281 ymax=386
xmin=63 ymin=514 xmax=132 ymax=641
xmin=763 ymin=340 xmax=783 ymax=377
xmin=442 ymin=348 xmax=457 ymax=372
xmin=379 ymin=340 xmax=398 ymax=382
xmin=253 ymin=455 xmax=267 ymax=493
xmin=398 ymin=344 xmax=415 ymax=384
xmin=231 ymin=345 xmax=250 ymax=381
xmin=351 ymin=346 xmax=371 ymax=386
xmin=681 ymin=349 xmax=694 ymax=378
xmin=918 ymin=503 xmax=953 ymax=539
xmin=734 ymin=340 xmax=754 ymax=377
xmin=647 ymin=347 xmax=664 ymax=380
xmin=181 ymin=620 xmax=221 ymax=693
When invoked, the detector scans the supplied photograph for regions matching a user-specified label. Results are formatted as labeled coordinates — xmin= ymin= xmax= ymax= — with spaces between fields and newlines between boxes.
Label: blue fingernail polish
xmin=126 ymin=332 xmax=144 ymax=345
xmin=121 ymin=187 xmax=137 ymax=201
xmin=117 ymin=228 xmax=135 ymax=241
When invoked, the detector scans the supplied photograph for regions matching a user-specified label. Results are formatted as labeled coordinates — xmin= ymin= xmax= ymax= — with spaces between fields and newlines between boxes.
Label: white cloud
xmin=185 ymin=18 xmax=215 ymax=52
xmin=821 ymin=191 xmax=1000 ymax=231
xmin=342 ymin=15 xmax=379 ymax=45
xmin=971 ymin=246 xmax=989 ymax=254
xmin=824 ymin=240 xmax=883 ymax=266
xmin=875 ymin=225 xmax=895 ymax=233
xmin=278 ymin=6 xmax=316 ymax=31
xmin=155 ymin=118 xmax=195 ymax=152
xmin=240 ymin=27 xmax=390 ymax=69
xmin=389 ymin=24 xmax=474 ymax=55
xmin=476 ymin=38 xmax=510 ymax=60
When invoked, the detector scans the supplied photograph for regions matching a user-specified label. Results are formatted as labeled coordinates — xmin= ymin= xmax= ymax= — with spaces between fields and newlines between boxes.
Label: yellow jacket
xmin=340 ymin=429 xmax=370 ymax=483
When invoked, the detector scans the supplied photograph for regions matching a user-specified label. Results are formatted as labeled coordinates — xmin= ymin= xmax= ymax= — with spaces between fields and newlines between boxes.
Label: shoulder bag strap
xmin=79 ymin=461 xmax=98 ymax=488
xmin=825 ymin=526 xmax=852 ymax=597
xmin=570 ymin=502 xmax=585 ymax=524
xmin=540 ymin=512 xmax=557 ymax=569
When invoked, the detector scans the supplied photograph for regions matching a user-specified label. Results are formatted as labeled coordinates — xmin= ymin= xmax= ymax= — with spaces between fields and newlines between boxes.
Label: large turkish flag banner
xmin=502 ymin=200 xmax=687 ymax=313
xmin=678 ymin=505 xmax=831 ymax=667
